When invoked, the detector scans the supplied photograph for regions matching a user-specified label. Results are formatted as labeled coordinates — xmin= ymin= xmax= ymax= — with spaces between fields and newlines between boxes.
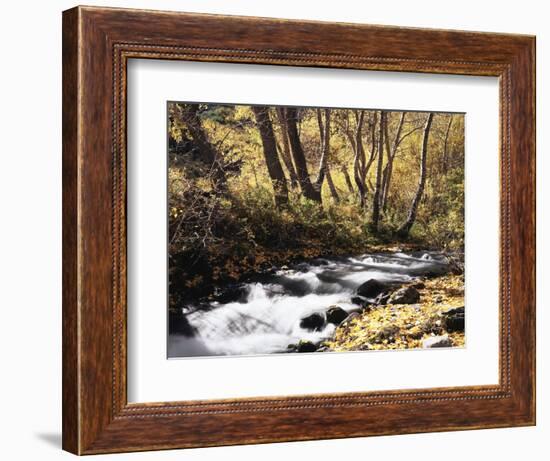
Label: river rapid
xmin=168 ymin=251 xmax=451 ymax=358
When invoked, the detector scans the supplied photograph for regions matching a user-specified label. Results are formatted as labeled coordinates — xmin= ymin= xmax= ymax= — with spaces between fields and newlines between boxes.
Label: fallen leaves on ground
xmin=323 ymin=274 xmax=465 ymax=352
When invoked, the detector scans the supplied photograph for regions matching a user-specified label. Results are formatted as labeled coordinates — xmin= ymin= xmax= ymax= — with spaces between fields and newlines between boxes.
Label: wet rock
xmin=351 ymin=295 xmax=365 ymax=305
xmin=313 ymin=258 xmax=330 ymax=266
xmin=299 ymin=312 xmax=325 ymax=331
xmin=294 ymin=262 xmax=310 ymax=273
xmin=389 ymin=286 xmax=420 ymax=304
xmin=317 ymin=271 xmax=344 ymax=284
xmin=375 ymin=292 xmax=391 ymax=305
xmin=168 ymin=310 xmax=195 ymax=337
xmin=442 ymin=306 xmax=465 ymax=332
xmin=213 ymin=284 xmax=247 ymax=304
xmin=442 ymin=306 xmax=465 ymax=316
xmin=296 ymin=340 xmax=318 ymax=353
xmin=444 ymin=315 xmax=465 ymax=332
xmin=350 ymin=295 xmax=374 ymax=308
xmin=326 ymin=306 xmax=349 ymax=325
xmin=412 ymin=281 xmax=426 ymax=289
xmin=422 ymin=335 xmax=453 ymax=348
xmin=424 ymin=270 xmax=446 ymax=278
xmin=356 ymin=279 xmax=388 ymax=298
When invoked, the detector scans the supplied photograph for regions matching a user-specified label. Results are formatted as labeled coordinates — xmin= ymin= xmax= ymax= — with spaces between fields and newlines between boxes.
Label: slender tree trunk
xmin=381 ymin=116 xmax=393 ymax=211
xmin=275 ymin=107 xmax=299 ymax=188
xmin=442 ymin=114 xmax=454 ymax=173
xmin=283 ymin=107 xmax=321 ymax=203
xmin=381 ymin=112 xmax=406 ymax=210
xmin=325 ymin=168 xmax=340 ymax=202
xmin=315 ymin=109 xmax=331 ymax=190
xmin=352 ymin=111 xmax=367 ymax=207
xmin=341 ymin=165 xmax=354 ymax=194
xmin=398 ymin=113 xmax=435 ymax=237
xmin=180 ymin=104 xmax=226 ymax=190
xmin=356 ymin=112 xmax=379 ymax=205
xmin=362 ymin=112 xmax=378 ymax=183
xmin=252 ymin=106 xmax=289 ymax=207
xmin=371 ymin=111 xmax=386 ymax=231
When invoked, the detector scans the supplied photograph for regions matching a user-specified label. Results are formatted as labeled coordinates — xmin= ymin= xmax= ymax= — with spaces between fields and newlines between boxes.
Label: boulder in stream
xmin=168 ymin=310 xmax=195 ymax=337
xmin=296 ymin=340 xmax=318 ymax=353
xmin=351 ymin=295 xmax=374 ymax=309
xmin=356 ymin=279 xmax=388 ymax=298
xmin=299 ymin=312 xmax=325 ymax=331
xmin=326 ymin=306 xmax=349 ymax=325
xmin=212 ymin=284 xmax=248 ymax=304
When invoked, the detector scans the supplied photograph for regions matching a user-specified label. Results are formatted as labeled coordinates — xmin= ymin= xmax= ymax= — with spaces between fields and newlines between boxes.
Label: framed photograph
xmin=62 ymin=5 xmax=535 ymax=455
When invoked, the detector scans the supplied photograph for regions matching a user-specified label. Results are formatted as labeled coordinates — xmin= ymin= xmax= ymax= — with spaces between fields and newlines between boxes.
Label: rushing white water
xmin=168 ymin=251 xmax=450 ymax=358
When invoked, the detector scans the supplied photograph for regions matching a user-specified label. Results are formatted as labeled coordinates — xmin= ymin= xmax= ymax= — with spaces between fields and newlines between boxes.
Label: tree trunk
xmin=381 ymin=112 xmax=406 ymax=210
xmin=397 ymin=113 xmax=435 ymax=237
xmin=340 ymin=110 xmax=378 ymax=207
xmin=352 ymin=111 xmax=367 ymax=207
xmin=252 ymin=106 xmax=289 ymax=207
xmin=180 ymin=104 xmax=226 ymax=191
xmin=315 ymin=109 xmax=331 ymax=191
xmin=442 ymin=114 xmax=454 ymax=173
xmin=363 ymin=112 xmax=378 ymax=183
xmin=371 ymin=111 xmax=386 ymax=231
xmin=357 ymin=112 xmax=379 ymax=207
xmin=274 ymin=107 xmax=299 ymax=188
xmin=283 ymin=107 xmax=321 ymax=203
xmin=341 ymin=165 xmax=354 ymax=193
xmin=325 ymin=168 xmax=340 ymax=202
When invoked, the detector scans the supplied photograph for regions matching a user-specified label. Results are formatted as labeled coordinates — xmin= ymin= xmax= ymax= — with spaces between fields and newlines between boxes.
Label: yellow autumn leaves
xmin=324 ymin=274 xmax=465 ymax=352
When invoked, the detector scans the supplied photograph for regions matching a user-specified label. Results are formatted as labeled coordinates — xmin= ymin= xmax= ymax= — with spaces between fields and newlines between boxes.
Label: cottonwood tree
xmin=371 ymin=111 xmax=386 ymax=231
xmin=281 ymin=107 xmax=322 ymax=203
xmin=441 ymin=114 xmax=454 ymax=173
xmin=315 ymin=108 xmax=339 ymax=201
xmin=398 ymin=112 xmax=435 ymax=237
xmin=252 ymin=106 xmax=289 ymax=207
xmin=274 ymin=107 xmax=299 ymax=189
xmin=336 ymin=110 xmax=378 ymax=208
xmin=380 ymin=112 xmax=406 ymax=211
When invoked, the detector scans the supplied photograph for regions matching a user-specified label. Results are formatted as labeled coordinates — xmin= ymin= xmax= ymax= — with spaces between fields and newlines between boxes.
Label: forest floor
xmin=322 ymin=274 xmax=465 ymax=352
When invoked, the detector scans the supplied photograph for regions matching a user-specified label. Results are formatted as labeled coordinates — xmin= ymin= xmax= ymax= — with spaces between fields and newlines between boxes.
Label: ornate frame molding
xmin=63 ymin=6 xmax=535 ymax=454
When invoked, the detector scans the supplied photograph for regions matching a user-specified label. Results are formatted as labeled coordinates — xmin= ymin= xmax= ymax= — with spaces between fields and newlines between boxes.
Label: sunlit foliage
xmin=167 ymin=103 xmax=464 ymax=306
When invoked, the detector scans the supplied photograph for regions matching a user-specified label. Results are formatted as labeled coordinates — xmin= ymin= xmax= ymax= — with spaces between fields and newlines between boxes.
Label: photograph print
xmin=167 ymin=102 xmax=465 ymax=358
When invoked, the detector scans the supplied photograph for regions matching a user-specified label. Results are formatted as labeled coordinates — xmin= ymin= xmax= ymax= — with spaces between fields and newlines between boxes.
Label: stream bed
xmin=168 ymin=251 xmax=451 ymax=358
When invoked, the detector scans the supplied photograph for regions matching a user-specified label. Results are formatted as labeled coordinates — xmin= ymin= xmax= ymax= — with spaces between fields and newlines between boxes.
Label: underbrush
xmin=168 ymin=168 xmax=463 ymax=308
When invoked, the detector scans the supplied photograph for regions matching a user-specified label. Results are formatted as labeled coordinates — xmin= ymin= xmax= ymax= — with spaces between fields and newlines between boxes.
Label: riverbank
xmin=321 ymin=274 xmax=465 ymax=352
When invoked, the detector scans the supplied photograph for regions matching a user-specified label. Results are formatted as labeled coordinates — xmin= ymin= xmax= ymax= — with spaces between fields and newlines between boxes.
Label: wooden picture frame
xmin=62 ymin=5 xmax=536 ymax=455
